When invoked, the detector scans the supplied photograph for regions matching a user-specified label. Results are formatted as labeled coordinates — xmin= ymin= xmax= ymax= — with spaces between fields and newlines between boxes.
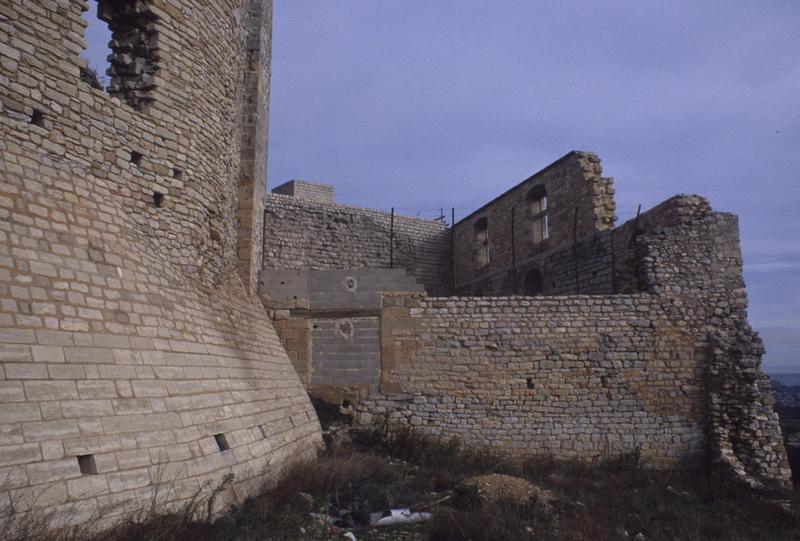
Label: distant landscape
xmin=771 ymin=374 xmax=800 ymax=411
xmin=770 ymin=373 xmax=800 ymax=387
xmin=770 ymin=375 xmax=800 ymax=486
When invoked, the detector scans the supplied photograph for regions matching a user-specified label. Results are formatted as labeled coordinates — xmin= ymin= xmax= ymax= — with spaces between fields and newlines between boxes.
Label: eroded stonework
xmin=0 ymin=1 xmax=791 ymax=535
xmin=260 ymin=158 xmax=791 ymax=489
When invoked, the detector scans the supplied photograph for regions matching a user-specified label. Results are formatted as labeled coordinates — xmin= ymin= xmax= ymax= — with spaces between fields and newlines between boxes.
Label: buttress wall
xmin=0 ymin=0 xmax=321 ymax=531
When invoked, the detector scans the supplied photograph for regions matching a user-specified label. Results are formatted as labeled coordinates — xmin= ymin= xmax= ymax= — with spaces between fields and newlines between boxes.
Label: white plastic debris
xmin=369 ymin=508 xmax=433 ymax=526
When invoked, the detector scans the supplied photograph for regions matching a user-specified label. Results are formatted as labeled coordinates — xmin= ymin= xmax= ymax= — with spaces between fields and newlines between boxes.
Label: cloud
xmin=78 ymin=1 xmax=800 ymax=371
xmin=745 ymin=253 xmax=800 ymax=274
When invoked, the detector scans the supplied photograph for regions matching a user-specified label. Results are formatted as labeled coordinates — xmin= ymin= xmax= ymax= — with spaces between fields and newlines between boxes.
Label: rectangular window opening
xmin=532 ymin=219 xmax=543 ymax=243
xmin=77 ymin=454 xmax=97 ymax=475
xmin=130 ymin=150 xmax=143 ymax=165
xmin=474 ymin=217 xmax=490 ymax=267
xmin=172 ymin=168 xmax=183 ymax=180
xmin=214 ymin=433 xmax=230 ymax=452
xmin=526 ymin=377 xmax=534 ymax=390
xmin=527 ymin=188 xmax=549 ymax=243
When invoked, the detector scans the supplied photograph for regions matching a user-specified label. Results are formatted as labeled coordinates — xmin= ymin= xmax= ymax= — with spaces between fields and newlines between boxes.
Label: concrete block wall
xmin=311 ymin=317 xmax=381 ymax=393
xmin=259 ymin=269 xmax=423 ymax=311
xmin=263 ymin=193 xmax=452 ymax=296
xmin=259 ymin=269 xmax=424 ymax=403
xmin=0 ymin=0 xmax=321 ymax=531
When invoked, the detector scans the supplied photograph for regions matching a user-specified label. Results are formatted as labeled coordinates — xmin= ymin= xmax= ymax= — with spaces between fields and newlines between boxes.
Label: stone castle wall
xmin=271 ymin=179 xmax=335 ymax=203
xmin=0 ymin=0 xmax=321 ymax=531
xmin=263 ymin=193 xmax=452 ymax=296
xmin=356 ymin=196 xmax=791 ymax=488
xmin=455 ymin=231 xmax=615 ymax=297
xmin=370 ymin=293 xmax=706 ymax=466
xmin=237 ymin=0 xmax=272 ymax=295
xmin=1 ymin=4 xmax=790 ymax=537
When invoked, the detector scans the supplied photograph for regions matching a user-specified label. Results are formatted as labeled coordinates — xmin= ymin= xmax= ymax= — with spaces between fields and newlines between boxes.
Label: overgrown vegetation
xmin=4 ymin=424 xmax=799 ymax=541
xmin=79 ymin=65 xmax=104 ymax=90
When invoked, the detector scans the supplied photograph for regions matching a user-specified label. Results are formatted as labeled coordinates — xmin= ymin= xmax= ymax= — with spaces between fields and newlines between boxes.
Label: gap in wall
xmin=80 ymin=0 xmax=111 ymax=90
xmin=77 ymin=454 xmax=97 ymax=475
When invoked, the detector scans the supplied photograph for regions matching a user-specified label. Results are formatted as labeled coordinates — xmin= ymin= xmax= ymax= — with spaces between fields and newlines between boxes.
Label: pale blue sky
xmin=83 ymin=1 xmax=800 ymax=373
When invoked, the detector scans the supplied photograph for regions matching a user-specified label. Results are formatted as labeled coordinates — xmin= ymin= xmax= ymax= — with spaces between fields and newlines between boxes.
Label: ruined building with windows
xmin=0 ymin=0 xmax=791 ymax=533
xmin=260 ymin=153 xmax=790 ymax=490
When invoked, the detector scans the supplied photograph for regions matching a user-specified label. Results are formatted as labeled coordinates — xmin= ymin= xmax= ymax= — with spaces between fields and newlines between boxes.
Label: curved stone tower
xmin=0 ymin=0 xmax=321 ymax=530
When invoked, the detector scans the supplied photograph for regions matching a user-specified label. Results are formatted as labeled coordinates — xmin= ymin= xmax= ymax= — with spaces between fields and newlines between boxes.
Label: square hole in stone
xmin=526 ymin=378 xmax=534 ymax=390
xmin=77 ymin=454 xmax=97 ymax=475
xmin=28 ymin=109 xmax=44 ymax=127
xmin=152 ymin=191 xmax=164 ymax=208
xmin=172 ymin=168 xmax=183 ymax=180
xmin=214 ymin=433 xmax=230 ymax=452
xmin=130 ymin=151 xmax=143 ymax=165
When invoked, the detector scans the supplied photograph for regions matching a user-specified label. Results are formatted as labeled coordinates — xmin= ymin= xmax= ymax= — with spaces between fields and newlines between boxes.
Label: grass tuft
xmin=2 ymin=426 xmax=798 ymax=540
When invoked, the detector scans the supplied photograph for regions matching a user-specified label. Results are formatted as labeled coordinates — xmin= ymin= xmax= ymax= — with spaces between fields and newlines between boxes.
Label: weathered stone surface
xmin=0 ymin=0 xmax=321 ymax=532
xmin=263 ymin=190 xmax=452 ymax=296
xmin=354 ymin=195 xmax=790 ymax=489
xmin=1 ymin=1 xmax=789 ymax=535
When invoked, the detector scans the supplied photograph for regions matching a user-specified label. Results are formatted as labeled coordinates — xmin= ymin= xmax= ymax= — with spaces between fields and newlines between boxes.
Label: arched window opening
xmin=527 ymin=185 xmax=549 ymax=243
xmin=473 ymin=217 xmax=489 ymax=268
xmin=523 ymin=269 xmax=543 ymax=296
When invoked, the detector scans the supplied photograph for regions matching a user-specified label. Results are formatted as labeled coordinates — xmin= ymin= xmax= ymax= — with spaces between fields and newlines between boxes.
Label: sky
xmin=83 ymin=1 xmax=800 ymax=373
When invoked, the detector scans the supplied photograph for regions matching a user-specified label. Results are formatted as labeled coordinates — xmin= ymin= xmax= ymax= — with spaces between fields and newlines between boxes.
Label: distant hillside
xmin=771 ymin=373 xmax=800 ymax=387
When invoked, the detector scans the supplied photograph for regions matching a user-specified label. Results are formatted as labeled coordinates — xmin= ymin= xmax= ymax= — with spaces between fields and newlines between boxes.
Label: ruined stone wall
xmin=0 ymin=0 xmax=321 ymax=531
xmin=368 ymin=293 xmax=706 ymax=466
xmin=456 ymin=231 xmax=615 ymax=297
xmin=356 ymin=196 xmax=790 ymax=488
xmin=624 ymin=197 xmax=790 ymax=486
xmin=453 ymin=151 xmax=615 ymax=294
xmin=263 ymin=193 xmax=452 ymax=296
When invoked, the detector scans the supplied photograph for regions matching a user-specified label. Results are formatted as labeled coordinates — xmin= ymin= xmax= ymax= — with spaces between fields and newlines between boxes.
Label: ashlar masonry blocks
xmin=0 ymin=0 xmax=321 ymax=531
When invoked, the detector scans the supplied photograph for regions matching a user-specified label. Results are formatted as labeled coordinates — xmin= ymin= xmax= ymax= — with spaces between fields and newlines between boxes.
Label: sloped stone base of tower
xmin=0 ymin=200 xmax=322 ymax=530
